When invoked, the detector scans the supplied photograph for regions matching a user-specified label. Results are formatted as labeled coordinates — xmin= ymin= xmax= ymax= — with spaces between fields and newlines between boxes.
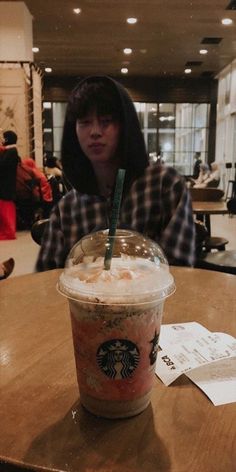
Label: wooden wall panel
xmin=43 ymin=75 xmax=218 ymax=104
xmin=0 ymin=68 xmax=30 ymax=157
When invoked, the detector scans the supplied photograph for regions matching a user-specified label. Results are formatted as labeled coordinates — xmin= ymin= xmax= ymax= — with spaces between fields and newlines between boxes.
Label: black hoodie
xmin=61 ymin=75 xmax=149 ymax=196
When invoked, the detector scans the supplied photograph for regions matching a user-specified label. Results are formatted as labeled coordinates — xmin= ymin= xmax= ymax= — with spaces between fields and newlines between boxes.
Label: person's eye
xmin=78 ymin=119 xmax=91 ymax=127
xmin=100 ymin=117 xmax=113 ymax=126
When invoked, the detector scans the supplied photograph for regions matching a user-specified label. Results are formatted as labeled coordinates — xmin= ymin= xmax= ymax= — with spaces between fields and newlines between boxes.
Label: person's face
xmin=76 ymin=111 xmax=120 ymax=166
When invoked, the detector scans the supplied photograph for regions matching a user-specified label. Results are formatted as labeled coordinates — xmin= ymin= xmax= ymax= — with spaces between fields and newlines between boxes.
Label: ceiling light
xmin=221 ymin=18 xmax=233 ymax=25
xmin=43 ymin=102 xmax=52 ymax=109
xmin=45 ymin=67 xmax=52 ymax=73
xmin=73 ymin=8 xmax=81 ymax=14
xmin=32 ymin=47 xmax=39 ymax=53
xmin=127 ymin=18 xmax=137 ymax=24
xmin=184 ymin=68 xmax=192 ymax=74
xmin=199 ymin=49 xmax=208 ymax=55
xmin=121 ymin=68 xmax=128 ymax=74
xmin=123 ymin=48 xmax=132 ymax=55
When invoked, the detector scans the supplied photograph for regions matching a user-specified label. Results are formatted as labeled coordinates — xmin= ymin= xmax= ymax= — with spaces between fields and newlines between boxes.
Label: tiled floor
xmin=0 ymin=214 xmax=235 ymax=278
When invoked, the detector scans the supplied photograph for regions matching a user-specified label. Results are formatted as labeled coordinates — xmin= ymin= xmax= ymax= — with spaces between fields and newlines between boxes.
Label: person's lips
xmin=88 ymin=143 xmax=105 ymax=153
xmin=89 ymin=143 xmax=105 ymax=148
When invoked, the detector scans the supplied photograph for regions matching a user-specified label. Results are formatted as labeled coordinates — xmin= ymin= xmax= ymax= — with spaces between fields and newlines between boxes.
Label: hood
xmin=61 ymin=75 xmax=148 ymax=194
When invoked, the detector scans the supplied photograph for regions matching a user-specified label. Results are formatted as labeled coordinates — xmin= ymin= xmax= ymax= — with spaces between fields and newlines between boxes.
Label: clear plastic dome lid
xmin=58 ymin=229 xmax=175 ymax=304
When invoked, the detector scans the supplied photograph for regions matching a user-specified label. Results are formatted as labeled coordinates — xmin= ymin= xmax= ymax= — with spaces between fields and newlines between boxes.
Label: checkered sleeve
xmin=35 ymin=204 xmax=67 ymax=271
xmin=159 ymin=167 xmax=196 ymax=266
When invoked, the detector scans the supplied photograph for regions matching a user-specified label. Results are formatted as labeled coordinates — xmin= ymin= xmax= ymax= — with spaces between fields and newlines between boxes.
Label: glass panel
xmin=159 ymin=104 xmax=175 ymax=128
xmin=52 ymin=103 xmax=67 ymax=127
xmin=147 ymin=132 xmax=157 ymax=162
xmin=193 ymin=104 xmax=209 ymax=128
xmin=43 ymin=129 xmax=53 ymax=153
xmin=175 ymin=104 xmax=192 ymax=128
xmin=134 ymin=102 xmax=145 ymax=128
xmin=53 ymin=127 xmax=63 ymax=154
xmin=158 ymin=130 xmax=175 ymax=163
xmin=147 ymin=103 xmax=157 ymax=128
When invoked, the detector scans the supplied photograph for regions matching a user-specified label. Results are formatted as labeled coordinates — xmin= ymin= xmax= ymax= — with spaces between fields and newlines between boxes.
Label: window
xmin=135 ymin=101 xmax=210 ymax=175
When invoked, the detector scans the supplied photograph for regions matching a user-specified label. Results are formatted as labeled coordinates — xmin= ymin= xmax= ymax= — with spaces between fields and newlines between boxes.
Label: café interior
xmin=0 ymin=2 xmax=236 ymax=472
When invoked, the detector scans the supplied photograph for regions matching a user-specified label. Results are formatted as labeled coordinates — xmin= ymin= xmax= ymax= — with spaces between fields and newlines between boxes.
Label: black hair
xmin=45 ymin=155 xmax=60 ymax=168
xmin=3 ymin=130 xmax=17 ymax=145
xmin=68 ymin=79 xmax=122 ymax=122
xmin=61 ymin=76 xmax=148 ymax=194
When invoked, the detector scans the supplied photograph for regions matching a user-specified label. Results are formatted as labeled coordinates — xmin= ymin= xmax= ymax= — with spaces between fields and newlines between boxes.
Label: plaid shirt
xmin=36 ymin=164 xmax=195 ymax=270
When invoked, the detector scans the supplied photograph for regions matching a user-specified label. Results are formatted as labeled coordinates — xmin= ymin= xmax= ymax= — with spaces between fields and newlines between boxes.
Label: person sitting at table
xmin=36 ymin=75 xmax=195 ymax=271
xmin=192 ymin=151 xmax=202 ymax=179
xmin=192 ymin=163 xmax=210 ymax=188
xmin=193 ymin=162 xmax=220 ymax=189
xmin=23 ymin=158 xmax=53 ymax=218
xmin=207 ymin=161 xmax=221 ymax=188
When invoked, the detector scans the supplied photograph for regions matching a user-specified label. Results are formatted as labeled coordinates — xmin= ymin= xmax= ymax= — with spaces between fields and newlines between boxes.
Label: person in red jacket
xmin=23 ymin=158 xmax=53 ymax=218
xmin=0 ymin=130 xmax=18 ymax=239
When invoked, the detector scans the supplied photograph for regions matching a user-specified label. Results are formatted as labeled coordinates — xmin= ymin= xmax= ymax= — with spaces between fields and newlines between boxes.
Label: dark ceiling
xmin=11 ymin=0 xmax=236 ymax=78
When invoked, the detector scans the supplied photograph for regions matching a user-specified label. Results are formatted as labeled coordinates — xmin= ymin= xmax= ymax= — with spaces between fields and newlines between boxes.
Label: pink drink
xmin=58 ymin=230 xmax=175 ymax=418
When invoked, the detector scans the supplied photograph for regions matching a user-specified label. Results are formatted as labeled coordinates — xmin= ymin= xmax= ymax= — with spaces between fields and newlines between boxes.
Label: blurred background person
xmin=193 ymin=162 xmax=221 ymax=188
xmin=44 ymin=154 xmax=62 ymax=178
xmin=192 ymin=163 xmax=210 ymax=188
xmin=0 ymin=130 xmax=18 ymax=239
xmin=208 ymin=161 xmax=221 ymax=188
xmin=44 ymin=154 xmax=65 ymax=204
xmin=192 ymin=151 xmax=202 ymax=179
xmin=15 ymin=156 xmax=41 ymax=229
xmin=23 ymin=158 xmax=53 ymax=218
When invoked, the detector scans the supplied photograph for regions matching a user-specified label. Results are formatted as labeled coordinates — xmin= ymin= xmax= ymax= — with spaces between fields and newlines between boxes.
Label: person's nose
xmin=90 ymin=118 xmax=102 ymax=137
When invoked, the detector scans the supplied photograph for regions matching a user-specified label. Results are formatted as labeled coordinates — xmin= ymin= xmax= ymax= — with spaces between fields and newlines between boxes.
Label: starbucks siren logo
xmin=97 ymin=339 xmax=140 ymax=379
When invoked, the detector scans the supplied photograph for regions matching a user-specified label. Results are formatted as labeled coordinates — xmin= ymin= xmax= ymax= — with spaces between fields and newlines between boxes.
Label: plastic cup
xmin=58 ymin=229 xmax=175 ymax=418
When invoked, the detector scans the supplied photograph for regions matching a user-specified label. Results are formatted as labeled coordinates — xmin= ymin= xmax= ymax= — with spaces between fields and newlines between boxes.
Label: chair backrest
xmin=48 ymin=175 xmax=66 ymax=204
xmin=190 ymin=187 xmax=224 ymax=201
xmin=195 ymin=220 xmax=208 ymax=258
xmin=227 ymin=198 xmax=236 ymax=214
xmin=31 ymin=219 xmax=49 ymax=245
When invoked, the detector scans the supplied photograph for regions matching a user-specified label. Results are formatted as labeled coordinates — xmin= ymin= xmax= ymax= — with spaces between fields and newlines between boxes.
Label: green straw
xmin=104 ymin=168 xmax=126 ymax=270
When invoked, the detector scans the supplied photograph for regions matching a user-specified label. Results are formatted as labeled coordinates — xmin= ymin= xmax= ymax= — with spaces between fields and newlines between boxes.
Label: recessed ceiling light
xmin=32 ymin=47 xmax=39 ymax=53
xmin=127 ymin=18 xmax=137 ymax=24
xmin=123 ymin=48 xmax=132 ymax=55
xmin=221 ymin=18 xmax=233 ymax=25
xmin=45 ymin=67 xmax=52 ymax=73
xmin=199 ymin=49 xmax=208 ymax=55
xmin=121 ymin=68 xmax=128 ymax=74
xmin=184 ymin=68 xmax=192 ymax=74
xmin=73 ymin=8 xmax=81 ymax=14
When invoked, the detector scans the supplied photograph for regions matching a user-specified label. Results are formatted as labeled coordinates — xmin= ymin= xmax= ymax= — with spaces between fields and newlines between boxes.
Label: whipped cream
xmin=58 ymin=256 xmax=175 ymax=304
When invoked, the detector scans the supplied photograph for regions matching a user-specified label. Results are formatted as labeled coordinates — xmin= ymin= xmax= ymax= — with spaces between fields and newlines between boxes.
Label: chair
xmin=31 ymin=219 xmax=49 ymax=245
xmin=204 ymin=236 xmax=229 ymax=252
xmin=227 ymin=198 xmax=236 ymax=216
xmin=196 ymin=250 xmax=236 ymax=275
xmin=191 ymin=187 xmax=228 ymax=252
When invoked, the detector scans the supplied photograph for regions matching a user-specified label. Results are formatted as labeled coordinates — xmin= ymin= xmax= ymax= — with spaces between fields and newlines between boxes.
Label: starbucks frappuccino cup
xmin=58 ymin=229 xmax=175 ymax=418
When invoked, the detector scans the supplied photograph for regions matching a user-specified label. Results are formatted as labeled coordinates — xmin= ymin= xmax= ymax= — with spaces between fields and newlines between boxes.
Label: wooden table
xmin=192 ymin=200 xmax=228 ymax=234
xmin=1 ymin=268 xmax=236 ymax=472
